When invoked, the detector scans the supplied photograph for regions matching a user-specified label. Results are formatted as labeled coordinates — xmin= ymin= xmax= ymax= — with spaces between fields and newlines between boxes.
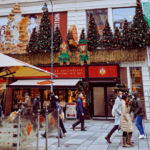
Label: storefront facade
xmin=0 ymin=0 xmax=150 ymax=119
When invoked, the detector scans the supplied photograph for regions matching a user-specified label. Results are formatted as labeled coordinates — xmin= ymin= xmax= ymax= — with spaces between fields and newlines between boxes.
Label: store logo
xmin=99 ymin=67 xmax=107 ymax=76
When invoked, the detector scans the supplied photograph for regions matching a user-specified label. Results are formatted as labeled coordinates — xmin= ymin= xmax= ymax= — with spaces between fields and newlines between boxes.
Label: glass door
xmin=107 ymin=87 xmax=116 ymax=117
xmin=93 ymin=87 xmax=105 ymax=116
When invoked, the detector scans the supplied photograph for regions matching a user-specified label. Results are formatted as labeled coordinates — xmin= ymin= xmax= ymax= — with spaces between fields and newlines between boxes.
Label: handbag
xmin=112 ymin=105 xmax=115 ymax=117
xmin=59 ymin=110 xmax=64 ymax=120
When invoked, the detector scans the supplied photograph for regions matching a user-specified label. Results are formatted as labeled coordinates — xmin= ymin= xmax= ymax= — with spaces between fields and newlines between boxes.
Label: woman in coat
xmin=120 ymin=94 xmax=135 ymax=147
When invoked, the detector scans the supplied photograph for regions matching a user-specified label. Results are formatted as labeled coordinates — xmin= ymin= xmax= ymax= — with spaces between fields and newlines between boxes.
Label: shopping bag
xmin=8 ymin=111 xmax=18 ymax=122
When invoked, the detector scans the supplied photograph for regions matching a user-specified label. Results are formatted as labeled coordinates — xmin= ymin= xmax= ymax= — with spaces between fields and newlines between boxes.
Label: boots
xmin=127 ymin=134 xmax=134 ymax=147
xmin=122 ymin=137 xmax=130 ymax=147
xmin=105 ymin=136 xmax=111 ymax=143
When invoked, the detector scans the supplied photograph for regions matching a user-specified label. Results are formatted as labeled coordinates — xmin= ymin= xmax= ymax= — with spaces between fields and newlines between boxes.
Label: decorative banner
xmin=69 ymin=25 xmax=78 ymax=42
xmin=66 ymin=102 xmax=76 ymax=119
xmin=88 ymin=66 xmax=117 ymax=77
xmin=86 ymin=9 xmax=108 ymax=35
xmin=143 ymin=2 xmax=150 ymax=28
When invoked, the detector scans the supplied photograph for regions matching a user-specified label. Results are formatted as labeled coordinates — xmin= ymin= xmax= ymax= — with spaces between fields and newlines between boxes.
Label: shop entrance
xmin=93 ymin=87 xmax=105 ymax=116
xmin=92 ymin=85 xmax=116 ymax=118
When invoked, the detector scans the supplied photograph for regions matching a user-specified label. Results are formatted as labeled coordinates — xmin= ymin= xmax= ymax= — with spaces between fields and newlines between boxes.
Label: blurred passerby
xmin=55 ymin=96 xmax=67 ymax=137
xmin=133 ymin=92 xmax=145 ymax=139
xmin=22 ymin=93 xmax=31 ymax=115
xmin=105 ymin=91 xmax=122 ymax=143
xmin=72 ymin=93 xmax=86 ymax=131
xmin=120 ymin=94 xmax=135 ymax=147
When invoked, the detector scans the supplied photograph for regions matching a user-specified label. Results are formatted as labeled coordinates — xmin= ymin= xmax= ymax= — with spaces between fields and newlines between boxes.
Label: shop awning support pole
xmin=36 ymin=109 xmax=40 ymax=150
xmin=45 ymin=109 xmax=48 ymax=150
xmin=50 ymin=0 xmax=53 ymax=94
xmin=58 ymin=104 xmax=60 ymax=147
xmin=17 ymin=110 xmax=21 ymax=150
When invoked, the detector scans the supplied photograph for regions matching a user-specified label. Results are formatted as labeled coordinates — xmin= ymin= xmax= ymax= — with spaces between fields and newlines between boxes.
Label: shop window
xmin=86 ymin=9 xmax=108 ymax=36
xmin=130 ymin=67 xmax=146 ymax=118
xmin=113 ymin=7 xmax=135 ymax=32
xmin=107 ymin=87 xmax=116 ymax=117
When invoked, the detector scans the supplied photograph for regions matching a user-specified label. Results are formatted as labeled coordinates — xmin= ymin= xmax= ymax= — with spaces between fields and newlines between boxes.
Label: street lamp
xmin=42 ymin=0 xmax=53 ymax=95
xmin=42 ymin=1 xmax=53 ymax=150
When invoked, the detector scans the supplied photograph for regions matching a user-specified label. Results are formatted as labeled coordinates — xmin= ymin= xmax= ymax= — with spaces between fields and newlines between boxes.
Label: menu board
xmin=66 ymin=103 xmax=76 ymax=119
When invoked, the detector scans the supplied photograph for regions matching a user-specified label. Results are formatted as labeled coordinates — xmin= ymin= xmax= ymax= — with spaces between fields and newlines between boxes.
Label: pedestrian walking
xmin=55 ymin=96 xmax=67 ymax=137
xmin=133 ymin=92 xmax=145 ymax=139
xmin=22 ymin=93 xmax=31 ymax=115
xmin=72 ymin=93 xmax=86 ymax=131
xmin=41 ymin=94 xmax=63 ymax=138
xmin=105 ymin=91 xmax=122 ymax=143
xmin=33 ymin=94 xmax=43 ymax=128
xmin=120 ymin=94 xmax=135 ymax=147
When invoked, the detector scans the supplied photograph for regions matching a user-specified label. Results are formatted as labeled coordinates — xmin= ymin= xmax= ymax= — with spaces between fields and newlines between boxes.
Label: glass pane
xmin=93 ymin=87 xmax=105 ymax=116
xmin=107 ymin=87 xmax=115 ymax=117
xmin=86 ymin=9 xmax=108 ymax=35
xmin=113 ymin=7 xmax=135 ymax=32
xmin=130 ymin=67 xmax=146 ymax=118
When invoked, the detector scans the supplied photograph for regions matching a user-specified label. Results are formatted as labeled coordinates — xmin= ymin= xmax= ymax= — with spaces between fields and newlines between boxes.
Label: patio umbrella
xmin=0 ymin=53 xmax=57 ymax=78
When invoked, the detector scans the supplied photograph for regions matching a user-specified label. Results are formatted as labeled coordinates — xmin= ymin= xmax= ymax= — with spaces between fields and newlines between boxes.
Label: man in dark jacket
xmin=133 ymin=92 xmax=145 ymax=139
xmin=72 ymin=93 xmax=86 ymax=131
xmin=33 ymin=94 xmax=40 ymax=111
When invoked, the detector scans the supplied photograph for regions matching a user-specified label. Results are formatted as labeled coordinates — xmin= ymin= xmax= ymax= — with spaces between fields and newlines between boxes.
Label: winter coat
xmin=77 ymin=98 xmax=83 ymax=115
xmin=114 ymin=96 xmax=121 ymax=125
xmin=33 ymin=97 xmax=40 ymax=111
xmin=134 ymin=98 xmax=144 ymax=117
xmin=49 ymin=98 xmax=57 ymax=109
xmin=0 ymin=105 xmax=2 ymax=117
xmin=120 ymin=100 xmax=135 ymax=132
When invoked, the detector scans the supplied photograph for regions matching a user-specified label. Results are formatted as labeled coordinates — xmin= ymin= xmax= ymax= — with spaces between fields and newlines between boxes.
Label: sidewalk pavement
xmin=23 ymin=119 xmax=150 ymax=150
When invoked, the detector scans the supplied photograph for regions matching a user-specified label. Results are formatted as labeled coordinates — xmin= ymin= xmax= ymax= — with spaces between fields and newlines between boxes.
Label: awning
xmin=7 ymin=79 xmax=81 ymax=88
xmin=0 ymin=53 xmax=57 ymax=77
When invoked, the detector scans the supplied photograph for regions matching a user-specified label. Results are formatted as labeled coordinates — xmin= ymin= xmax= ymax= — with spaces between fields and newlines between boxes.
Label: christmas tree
xmin=101 ymin=20 xmax=113 ymax=49
xmin=26 ymin=28 xmax=37 ymax=53
xmin=36 ymin=9 xmax=51 ymax=52
xmin=130 ymin=0 xmax=150 ymax=50
xmin=53 ymin=26 xmax=63 ymax=51
xmin=87 ymin=13 xmax=100 ymax=51
xmin=79 ymin=28 xmax=86 ymax=41
xmin=113 ymin=27 xmax=120 ymax=48
xmin=121 ymin=20 xmax=132 ymax=49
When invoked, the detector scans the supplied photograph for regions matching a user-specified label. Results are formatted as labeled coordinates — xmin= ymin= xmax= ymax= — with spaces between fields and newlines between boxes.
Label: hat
xmin=79 ymin=39 xmax=87 ymax=45
xmin=55 ymin=96 xmax=58 ymax=99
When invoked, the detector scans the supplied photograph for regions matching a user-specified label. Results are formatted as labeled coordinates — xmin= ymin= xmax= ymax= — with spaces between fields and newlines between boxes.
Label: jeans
xmin=60 ymin=118 xmax=66 ymax=134
xmin=107 ymin=125 xmax=119 ymax=138
xmin=135 ymin=115 xmax=145 ymax=135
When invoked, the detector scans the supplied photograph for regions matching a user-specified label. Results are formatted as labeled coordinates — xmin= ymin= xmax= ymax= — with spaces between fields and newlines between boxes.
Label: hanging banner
xmin=66 ymin=102 xmax=76 ymax=119
xmin=86 ymin=9 xmax=108 ymax=35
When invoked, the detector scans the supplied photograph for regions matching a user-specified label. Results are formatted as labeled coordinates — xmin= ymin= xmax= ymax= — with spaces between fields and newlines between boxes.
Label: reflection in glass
xmin=113 ymin=7 xmax=135 ymax=32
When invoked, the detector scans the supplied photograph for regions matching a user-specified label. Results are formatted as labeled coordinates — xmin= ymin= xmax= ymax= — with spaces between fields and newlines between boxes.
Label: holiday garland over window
xmin=26 ymin=0 xmax=150 ymax=53
xmin=36 ymin=10 xmax=51 ymax=53
xmin=53 ymin=26 xmax=63 ymax=51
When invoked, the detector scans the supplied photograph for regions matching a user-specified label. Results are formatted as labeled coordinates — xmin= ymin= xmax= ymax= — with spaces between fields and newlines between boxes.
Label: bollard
xmin=45 ymin=109 xmax=48 ymax=150
xmin=36 ymin=109 xmax=40 ymax=150
xmin=58 ymin=104 xmax=60 ymax=147
xmin=17 ymin=110 xmax=21 ymax=150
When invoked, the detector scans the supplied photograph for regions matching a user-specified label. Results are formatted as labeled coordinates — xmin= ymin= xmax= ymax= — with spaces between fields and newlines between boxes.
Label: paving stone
xmin=87 ymin=144 xmax=108 ymax=150
xmin=65 ymin=139 xmax=86 ymax=145
xmin=107 ymin=144 xmax=118 ymax=150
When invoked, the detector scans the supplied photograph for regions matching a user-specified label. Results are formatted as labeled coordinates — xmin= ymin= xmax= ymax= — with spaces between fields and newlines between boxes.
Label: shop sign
xmin=132 ymin=70 xmax=141 ymax=77
xmin=88 ymin=66 xmax=117 ymax=78
xmin=66 ymin=102 xmax=76 ymax=119
xmin=41 ymin=66 xmax=86 ymax=78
